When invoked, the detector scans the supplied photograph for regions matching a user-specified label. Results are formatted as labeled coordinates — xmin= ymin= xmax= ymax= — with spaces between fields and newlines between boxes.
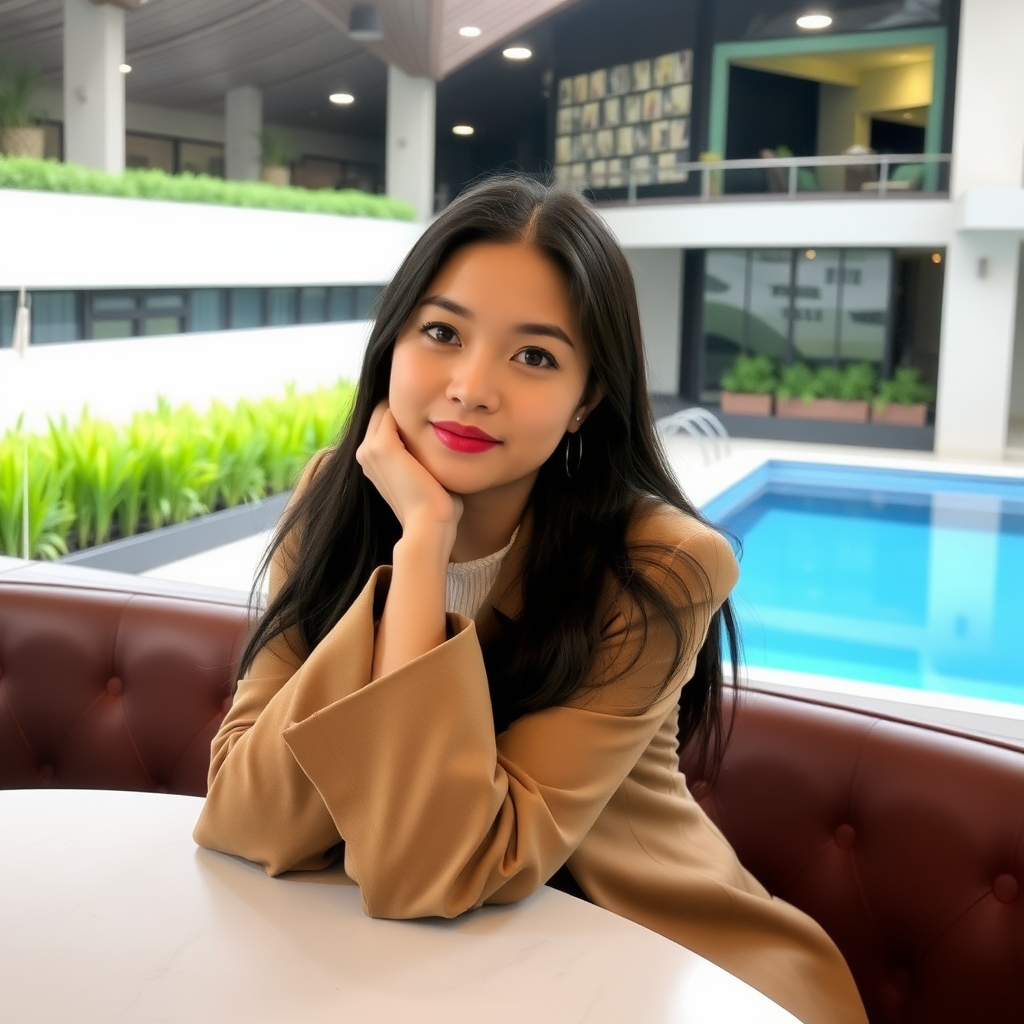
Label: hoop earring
xmin=564 ymin=417 xmax=583 ymax=478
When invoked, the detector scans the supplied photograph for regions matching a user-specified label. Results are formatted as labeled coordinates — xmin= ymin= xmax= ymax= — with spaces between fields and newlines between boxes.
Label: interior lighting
xmin=805 ymin=249 xmax=817 ymax=259
xmin=931 ymin=252 xmax=943 ymax=264
xmin=329 ymin=93 xmax=355 ymax=105
xmin=452 ymin=124 xmax=475 ymax=136
xmin=119 ymin=63 xmax=132 ymax=74
xmin=502 ymin=46 xmax=532 ymax=60
xmin=458 ymin=26 xmax=481 ymax=38
xmin=796 ymin=13 xmax=833 ymax=30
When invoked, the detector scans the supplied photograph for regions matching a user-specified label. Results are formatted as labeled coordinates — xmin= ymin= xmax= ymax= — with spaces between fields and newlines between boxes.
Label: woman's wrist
xmin=395 ymin=519 xmax=457 ymax=568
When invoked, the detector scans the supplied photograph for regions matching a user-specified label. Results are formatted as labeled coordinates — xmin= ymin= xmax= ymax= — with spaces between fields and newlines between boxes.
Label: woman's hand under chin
xmin=356 ymin=400 xmax=464 ymax=545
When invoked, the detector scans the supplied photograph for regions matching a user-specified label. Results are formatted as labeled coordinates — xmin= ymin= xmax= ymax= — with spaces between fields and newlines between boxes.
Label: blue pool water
xmin=702 ymin=462 xmax=1024 ymax=705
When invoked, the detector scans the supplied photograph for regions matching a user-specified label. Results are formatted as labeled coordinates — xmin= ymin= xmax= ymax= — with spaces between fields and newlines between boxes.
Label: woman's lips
xmin=431 ymin=421 xmax=501 ymax=454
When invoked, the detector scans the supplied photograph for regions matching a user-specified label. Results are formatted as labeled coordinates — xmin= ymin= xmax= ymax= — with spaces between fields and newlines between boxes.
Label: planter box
xmin=776 ymin=398 xmax=870 ymax=422
xmin=720 ymin=391 xmax=773 ymax=417
xmin=871 ymin=403 xmax=928 ymax=427
xmin=0 ymin=126 xmax=44 ymax=158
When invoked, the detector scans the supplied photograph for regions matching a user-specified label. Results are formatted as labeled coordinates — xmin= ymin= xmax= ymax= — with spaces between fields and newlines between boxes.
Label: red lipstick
xmin=431 ymin=421 xmax=501 ymax=454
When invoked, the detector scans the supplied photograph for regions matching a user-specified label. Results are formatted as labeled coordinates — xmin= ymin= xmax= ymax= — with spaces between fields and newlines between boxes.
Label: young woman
xmin=194 ymin=175 xmax=867 ymax=1024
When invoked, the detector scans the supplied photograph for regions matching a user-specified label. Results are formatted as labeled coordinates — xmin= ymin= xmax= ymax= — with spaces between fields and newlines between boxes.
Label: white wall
xmin=625 ymin=248 xmax=682 ymax=393
xmin=0 ymin=191 xmax=423 ymax=290
xmin=1010 ymin=242 xmax=1024 ymax=421
xmin=0 ymin=321 xmax=372 ymax=433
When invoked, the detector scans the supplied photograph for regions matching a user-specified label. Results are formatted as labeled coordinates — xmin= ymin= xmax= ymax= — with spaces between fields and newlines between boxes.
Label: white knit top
xmin=445 ymin=527 xmax=519 ymax=619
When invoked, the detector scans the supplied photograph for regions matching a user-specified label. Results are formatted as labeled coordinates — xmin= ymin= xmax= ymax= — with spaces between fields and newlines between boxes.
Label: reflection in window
xmin=702 ymin=250 xmax=748 ymax=395
xmin=747 ymin=250 xmax=792 ymax=362
xmin=33 ymin=292 xmax=81 ymax=344
xmin=0 ymin=292 xmax=15 ymax=348
xmin=180 ymin=141 xmax=225 ymax=177
xmin=840 ymin=250 xmax=890 ymax=363
xmin=792 ymin=249 xmax=841 ymax=363
xmin=267 ymin=288 xmax=298 ymax=326
xmin=143 ymin=316 xmax=184 ymax=336
xmin=300 ymin=287 xmax=328 ymax=324
xmin=230 ymin=289 xmax=264 ymax=329
xmin=191 ymin=290 xmax=226 ymax=332
xmin=328 ymin=287 xmax=355 ymax=322
xmin=126 ymin=133 xmax=174 ymax=172
xmin=354 ymin=285 xmax=381 ymax=320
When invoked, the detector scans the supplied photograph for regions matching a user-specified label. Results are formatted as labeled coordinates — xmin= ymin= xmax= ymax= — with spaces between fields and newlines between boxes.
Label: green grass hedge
xmin=0 ymin=382 xmax=355 ymax=560
xmin=0 ymin=155 xmax=416 ymax=220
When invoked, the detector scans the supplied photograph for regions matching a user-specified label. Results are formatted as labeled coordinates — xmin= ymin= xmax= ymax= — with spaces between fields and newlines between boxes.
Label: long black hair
xmin=240 ymin=174 xmax=741 ymax=778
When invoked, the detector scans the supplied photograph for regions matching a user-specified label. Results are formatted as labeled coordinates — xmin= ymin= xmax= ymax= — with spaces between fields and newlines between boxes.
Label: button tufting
xmin=993 ymin=874 xmax=1019 ymax=904
xmin=106 ymin=676 xmax=124 ymax=697
xmin=37 ymin=763 xmax=55 ymax=782
xmin=834 ymin=823 xmax=857 ymax=849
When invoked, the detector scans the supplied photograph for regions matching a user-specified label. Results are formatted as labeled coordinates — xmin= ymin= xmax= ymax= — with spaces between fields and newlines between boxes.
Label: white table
xmin=0 ymin=789 xmax=799 ymax=1024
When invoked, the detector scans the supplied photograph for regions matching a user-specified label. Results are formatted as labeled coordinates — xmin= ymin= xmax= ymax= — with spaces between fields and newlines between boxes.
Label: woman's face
xmin=389 ymin=241 xmax=596 ymax=504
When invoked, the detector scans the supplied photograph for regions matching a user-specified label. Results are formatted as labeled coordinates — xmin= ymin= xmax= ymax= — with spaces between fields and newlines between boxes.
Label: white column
xmin=626 ymin=248 xmax=683 ymax=394
xmin=386 ymin=65 xmax=435 ymax=221
xmin=225 ymin=86 xmax=262 ymax=182
xmin=63 ymin=0 xmax=125 ymax=173
xmin=933 ymin=0 xmax=1024 ymax=458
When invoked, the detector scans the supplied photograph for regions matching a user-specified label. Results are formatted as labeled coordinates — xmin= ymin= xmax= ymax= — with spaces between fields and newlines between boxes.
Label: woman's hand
xmin=356 ymin=401 xmax=463 ymax=543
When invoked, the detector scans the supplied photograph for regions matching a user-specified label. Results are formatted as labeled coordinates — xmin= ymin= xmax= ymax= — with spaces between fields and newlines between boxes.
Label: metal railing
xmin=569 ymin=152 xmax=951 ymax=203
xmin=656 ymin=407 xmax=730 ymax=466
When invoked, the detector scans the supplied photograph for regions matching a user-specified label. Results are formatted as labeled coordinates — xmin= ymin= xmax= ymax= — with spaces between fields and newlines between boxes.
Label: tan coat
xmin=194 ymin=458 xmax=867 ymax=1024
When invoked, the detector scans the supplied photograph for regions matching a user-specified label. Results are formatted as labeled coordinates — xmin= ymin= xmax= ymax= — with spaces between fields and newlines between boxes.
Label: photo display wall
xmin=554 ymin=48 xmax=693 ymax=189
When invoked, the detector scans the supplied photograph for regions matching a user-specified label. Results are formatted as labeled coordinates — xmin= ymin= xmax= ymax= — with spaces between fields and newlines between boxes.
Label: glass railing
xmin=567 ymin=152 xmax=951 ymax=203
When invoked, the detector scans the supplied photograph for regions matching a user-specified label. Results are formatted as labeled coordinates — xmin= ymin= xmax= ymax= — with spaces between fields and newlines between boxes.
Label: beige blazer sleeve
xmin=194 ymin=474 xmax=738 ymax=922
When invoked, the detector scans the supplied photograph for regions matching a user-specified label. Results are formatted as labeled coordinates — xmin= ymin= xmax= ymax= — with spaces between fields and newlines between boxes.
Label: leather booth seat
xmin=1 ymin=559 xmax=1021 ymax=1023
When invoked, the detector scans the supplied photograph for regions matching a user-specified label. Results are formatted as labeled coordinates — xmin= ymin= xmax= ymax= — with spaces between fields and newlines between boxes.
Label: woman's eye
xmin=422 ymin=322 xmax=458 ymax=344
xmin=515 ymin=347 xmax=557 ymax=369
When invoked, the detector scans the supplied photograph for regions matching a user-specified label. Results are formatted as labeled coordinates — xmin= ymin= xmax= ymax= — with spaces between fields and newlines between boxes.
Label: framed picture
xmin=624 ymin=94 xmax=643 ymax=124
xmin=680 ymin=48 xmax=693 ymax=84
xmin=554 ymin=163 xmax=571 ymax=184
xmin=591 ymin=159 xmax=608 ymax=188
xmin=643 ymin=88 xmax=663 ymax=121
xmin=657 ymin=152 xmax=688 ymax=184
xmin=653 ymin=52 xmax=677 ymax=87
xmin=603 ymin=97 xmax=622 ymax=127
xmin=631 ymin=59 xmax=651 ymax=92
xmin=555 ymin=136 xmax=572 ymax=164
xmin=607 ymin=158 xmax=625 ymax=187
xmin=616 ymin=125 xmax=634 ymax=156
xmin=596 ymin=128 xmax=615 ymax=158
xmin=573 ymin=74 xmax=589 ymax=103
xmin=664 ymin=83 xmax=692 ymax=116
xmin=570 ymin=161 xmax=587 ymax=184
xmin=669 ymin=117 xmax=689 ymax=150
xmin=630 ymin=153 xmax=652 ymax=184
xmin=609 ymin=64 xmax=631 ymax=95
xmin=579 ymin=132 xmax=596 ymax=160
xmin=557 ymin=78 xmax=573 ymax=107
xmin=581 ymin=102 xmax=600 ymax=130
xmin=571 ymin=135 xmax=584 ymax=161
xmin=556 ymin=107 xmax=574 ymax=135
xmin=650 ymin=119 xmax=671 ymax=153
xmin=589 ymin=69 xmax=607 ymax=100
xmin=633 ymin=124 xmax=651 ymax=154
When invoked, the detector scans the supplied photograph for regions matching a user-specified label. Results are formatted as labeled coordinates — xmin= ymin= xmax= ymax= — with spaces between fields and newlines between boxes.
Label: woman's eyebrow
xmin=419 ymin=294 xmax=575 ymax=349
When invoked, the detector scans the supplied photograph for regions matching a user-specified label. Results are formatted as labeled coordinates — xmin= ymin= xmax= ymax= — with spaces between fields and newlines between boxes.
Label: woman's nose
xmin=446 ymin=349 xmax=499 ymax=409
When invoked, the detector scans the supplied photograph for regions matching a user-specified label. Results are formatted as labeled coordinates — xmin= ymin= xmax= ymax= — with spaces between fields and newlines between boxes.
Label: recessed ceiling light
xmin=119 ymin=63 xmax=132 ymax=74
xmin=795 ymin=13 xmax=832 ymax=30
xmin=459 ymin=26 xmax=481 ymax=38
xmin=502 ymin=46 xmax=532 ymax=60
xmin=452 ymin=124 xmax=474 ymax=136
xmin=902 ymin=111 xmax=913 ymax=120
xmin=329 ymin=93 xmax=355 ymax=105
xmin=805 ymin=249 xmax=817 ymax=260
xmin=931 ymin=252 xmax=942 ymax=264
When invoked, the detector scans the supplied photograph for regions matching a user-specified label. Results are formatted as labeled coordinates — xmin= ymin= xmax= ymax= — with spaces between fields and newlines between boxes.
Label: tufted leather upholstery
xmin=1 ymin=561 xmax=1022 ymax=1022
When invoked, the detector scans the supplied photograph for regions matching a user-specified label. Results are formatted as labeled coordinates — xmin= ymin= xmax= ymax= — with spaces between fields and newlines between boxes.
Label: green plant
xmin=0 ymin=52 xmax=44 ymax=130
xmin=838 ymin=362 xmax=878 ymax=402
xmin=775 ymin=362 xmax=817 ymax=402
xmin=0 ymin=155 xmax=416 ymax=220
xmin=811 ymin=364 xmax=844 ymax=400
xmin=257 ymin=127 xmax=298 ymax=168
xmin=874 ymin=367 xmax=936 ymax=411
xmin=720 ymin=354 xmax=777 ymax=395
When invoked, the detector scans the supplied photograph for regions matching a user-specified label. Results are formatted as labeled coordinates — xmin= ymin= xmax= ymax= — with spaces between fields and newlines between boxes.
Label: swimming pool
xmin=702 ymin=461 xmax=1024 ymax=706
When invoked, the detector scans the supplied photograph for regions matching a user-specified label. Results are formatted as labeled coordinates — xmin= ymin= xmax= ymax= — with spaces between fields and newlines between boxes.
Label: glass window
xmin=328 ymin=287 xmax=355 ymax=322
xmin=293 ymin=159 xmax=343 ymax=190
xmin=143 ymin=316 xmax=184 ymax=336
xmin=354 ymin=285 xmax=381 ymax=320
xmin=33 ymin=292 xmax=81 ymax=344
xmin=42 ymin=122 xmax=62 ymax=160
xmin=126 ymin=133 xmax=174 ymax=173
xmin=746 ymin=250 xmax=793 ymax=363
xmin=792 ymin=249 xmax=841 ymax=363
xmin=179 ymin=141 xmax=224 ymax=177
xmin=230 ymin=289 xmax=264 ymax=329
xmin=0 ymin=292 xmax=15 ymax=348
xmin=701 ymin=250 xmax=748 ymax=396
xmin=144 ymin=293 xmax=186 ymax=311
xmin=91 ymin=319 xmax=135 ymax=340
xmin=839 ymin=249 xmax=891 ymax=363
xmin=299 ymin=287 xmax=328 ymax=324
xmin=190 ymin=289 xmax=226 ymax=332
xmin=93 ymin=295 xmax=137 ymax=314
xmin=267 ymin=288 xmax=298 ymax=326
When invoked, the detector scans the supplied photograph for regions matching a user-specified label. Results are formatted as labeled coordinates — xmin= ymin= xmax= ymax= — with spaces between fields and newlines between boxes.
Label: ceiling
xmin=0 ymin=0 xmax=581 ymax=141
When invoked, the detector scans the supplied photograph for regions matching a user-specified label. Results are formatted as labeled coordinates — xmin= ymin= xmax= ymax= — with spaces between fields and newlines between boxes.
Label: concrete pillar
xmin=225 ymin=86 xmax=262 ymax=182
xmin=625 ymin=248 xmax=683 ymax=394
xmin=386 ymin=65 xmax=435 ymax=221
xmin=933 ymin=0 xmax=1024 ymax=458
xmin=63 ymin=0 xmax=125 ymax=173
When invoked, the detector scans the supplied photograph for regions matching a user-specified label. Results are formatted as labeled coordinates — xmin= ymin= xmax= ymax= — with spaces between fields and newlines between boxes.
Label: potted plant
xmin=257 ymin=127 xmax=297 ymax=187
xmin=871 ymin=367 xmax=935 ymax=427
xmin=774 ymin=362 xmax=819 ymax=419
xmin=719 ymin=353 xmax=776 ymax=416
xmin=0 ymin=52 xmax=45 ymax=158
